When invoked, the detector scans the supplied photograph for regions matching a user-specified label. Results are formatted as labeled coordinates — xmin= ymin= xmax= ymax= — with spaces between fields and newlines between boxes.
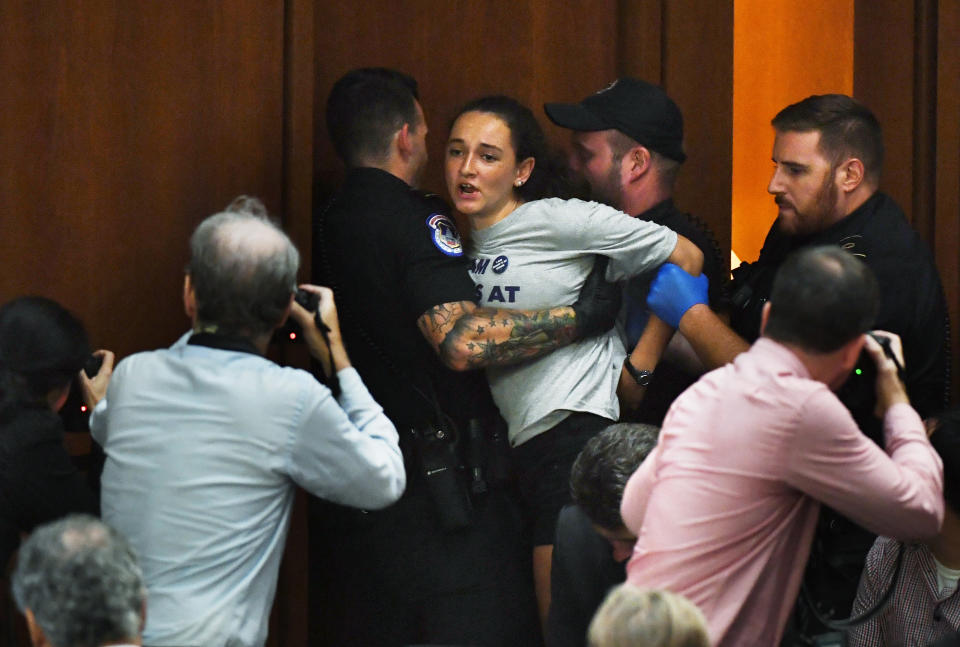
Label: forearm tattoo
xmin=419 ymin=301 xmax=578 ymax=369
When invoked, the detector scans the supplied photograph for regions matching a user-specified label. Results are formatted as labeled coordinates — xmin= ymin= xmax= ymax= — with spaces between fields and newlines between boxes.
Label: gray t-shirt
xmin=467 ymin=198 xmax=677 ymax=445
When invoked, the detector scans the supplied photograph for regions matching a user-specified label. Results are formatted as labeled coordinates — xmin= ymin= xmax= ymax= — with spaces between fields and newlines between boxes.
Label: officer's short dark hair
xmin=187 ymin=196 xmax=299 ymax=338
xmin=930 ymin=408 xmax=960 ymax=514
xmin=570 ymin=423 xmax=659 ymax=530
xmin=764 ymin=246 xmax=879 ymax=353
xmin=772 ymin=94 xmax=884 ymax=184
xmin=326 ymin=68 xmax=420 ymax=167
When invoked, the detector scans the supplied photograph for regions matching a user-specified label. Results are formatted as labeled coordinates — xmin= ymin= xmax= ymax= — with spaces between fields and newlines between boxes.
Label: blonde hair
xmin=588 ymin=585 xmax=710 ymax=647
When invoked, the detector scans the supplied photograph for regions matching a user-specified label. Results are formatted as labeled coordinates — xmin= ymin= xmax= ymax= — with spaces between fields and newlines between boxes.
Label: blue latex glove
xmin=646 ymin=263 xmax=709 ymax=328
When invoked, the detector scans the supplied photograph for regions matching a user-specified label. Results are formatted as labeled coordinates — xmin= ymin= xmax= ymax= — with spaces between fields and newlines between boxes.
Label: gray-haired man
xmin=90 ymin=197 xmax=405 ymax=647
xmin=12 ymin=514 xmax=145 ymax=647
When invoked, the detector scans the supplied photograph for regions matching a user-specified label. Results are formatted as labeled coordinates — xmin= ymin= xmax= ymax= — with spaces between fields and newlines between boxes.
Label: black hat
xmin=544 ymin=78 xmax=686 ymax=163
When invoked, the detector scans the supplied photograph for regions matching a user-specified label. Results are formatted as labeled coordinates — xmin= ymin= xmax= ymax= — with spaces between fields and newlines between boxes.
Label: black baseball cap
xmin=544 ymin=78 xmax=686 ymax=163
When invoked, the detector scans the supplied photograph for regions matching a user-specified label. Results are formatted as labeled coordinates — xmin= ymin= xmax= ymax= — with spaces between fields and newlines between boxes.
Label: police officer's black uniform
xmin=309 ymin=167 xmax=541 ymax=647
xmin=731 ymin=192 xmax=948 ymax=423
xmin=730 ymin=191 xmax=950 ymax=641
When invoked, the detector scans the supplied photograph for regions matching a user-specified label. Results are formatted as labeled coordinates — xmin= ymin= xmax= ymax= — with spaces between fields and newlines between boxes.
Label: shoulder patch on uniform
xmin=426 ymin=213 xmax=463 ymax=257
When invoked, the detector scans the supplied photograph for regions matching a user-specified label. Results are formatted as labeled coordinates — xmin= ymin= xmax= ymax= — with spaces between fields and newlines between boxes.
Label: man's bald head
xmin=187 ymin=196 xmax=299 ymax=337
xmin=764 ymin=245 xmax=878 ymax=353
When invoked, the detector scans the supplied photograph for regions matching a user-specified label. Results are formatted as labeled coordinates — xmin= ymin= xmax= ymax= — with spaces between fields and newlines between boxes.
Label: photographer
xmin=0 ymin=296 xmax=108 ymax=570
xmin=621 ymin=246 xmax=944 ymax=646
xmin=91 ymin=196 xmax=405 ymax=647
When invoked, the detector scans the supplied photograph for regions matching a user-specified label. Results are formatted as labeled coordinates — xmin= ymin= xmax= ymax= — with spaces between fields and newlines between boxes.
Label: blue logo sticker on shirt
xmin=492 ymin=255 xmax=509 ymax=274
xmin=426 ymin=214 xmax=463 ymax=257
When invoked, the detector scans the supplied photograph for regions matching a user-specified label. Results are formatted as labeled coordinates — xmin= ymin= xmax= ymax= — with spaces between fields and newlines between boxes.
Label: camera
xmin=84 ymin=354 xmax=103 ymax=378
xmin=294 ymin=288 xmax=319 ymax=312
xmin=867 ymin=332 xmax=905 ymax=380
xmin=277 ymin=289 xmax=320 ymax=344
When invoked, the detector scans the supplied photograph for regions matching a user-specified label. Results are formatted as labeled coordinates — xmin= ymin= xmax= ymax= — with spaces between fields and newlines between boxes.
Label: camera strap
xmin=314 ymin=318 xmax=341 ymax=396
xmin=188 ymin=332 xmax=262 ymax=357
xmin=800 ymin=540 xmax=903 ymax=632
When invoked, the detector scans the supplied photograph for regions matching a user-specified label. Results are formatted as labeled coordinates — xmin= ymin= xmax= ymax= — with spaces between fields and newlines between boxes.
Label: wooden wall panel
xmin=1 ymin=2 xmax=292 ymax=646
xmin=283 ymin=0 xmax=317 ymax=278
xmin=662 ymin=0 xmax=734 ymax=267
xmin=313 ymin=0 xmax=621 ymax=206
xmin=856 ymin=0 xmax=960 ymax=405
xmin=617 ymin=0 xmax=663 ymax=84
xmin=311 ymin=0 xmax=731 ymax=269
xmin=911 ymin=0 xmax=938 ymax=242
xmin=0 ymin=1 xmax=285 ymax=360
xmin=854 ymin=0 xmax=917 ymax=223
xmin=935 ymin=0 xmax=960 ymax=405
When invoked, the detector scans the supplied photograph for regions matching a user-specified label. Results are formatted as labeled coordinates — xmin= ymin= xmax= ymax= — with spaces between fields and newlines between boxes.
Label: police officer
xmin=544 ymin=78 xmax=730 ymax=423
xmin=310 ymin=68 xmax=619 ymax=647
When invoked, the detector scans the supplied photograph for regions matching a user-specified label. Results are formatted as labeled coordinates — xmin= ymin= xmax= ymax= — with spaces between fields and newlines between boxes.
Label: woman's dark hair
xmin=0 ymin=297 xmax=90 ymax=414
xmin=450 ymin=95 xmax=575 ymax=201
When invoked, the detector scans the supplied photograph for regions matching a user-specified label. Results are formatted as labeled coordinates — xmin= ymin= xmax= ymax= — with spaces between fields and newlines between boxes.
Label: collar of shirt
xmin=741 ymin=337 xmax=812 ymax=381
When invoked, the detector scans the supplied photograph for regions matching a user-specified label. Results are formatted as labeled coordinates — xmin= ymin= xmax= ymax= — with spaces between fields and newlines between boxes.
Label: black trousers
xmin=309 ymin=480 xmax=542 ymax=647
xmin=513 ymin=412 xmax=612 ymax=547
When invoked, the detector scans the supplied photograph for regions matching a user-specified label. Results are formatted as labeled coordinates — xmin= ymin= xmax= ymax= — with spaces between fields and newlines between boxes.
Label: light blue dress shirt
xmin=90 ymin=333 xmax=405 ymax=647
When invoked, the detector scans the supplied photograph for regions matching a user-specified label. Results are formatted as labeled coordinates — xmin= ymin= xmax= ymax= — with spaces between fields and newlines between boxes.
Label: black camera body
xmin=83 ymin=354 xmax=103 ymax=378
xmin=294 ymin=288 xmax=319 ymax=312
xmin=276 ymin=289 xmax=319 ymax=344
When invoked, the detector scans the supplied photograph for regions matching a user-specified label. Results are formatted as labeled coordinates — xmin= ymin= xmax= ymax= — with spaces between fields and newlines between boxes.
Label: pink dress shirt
xmin=621 ymin=337 xmax=944 ymax=646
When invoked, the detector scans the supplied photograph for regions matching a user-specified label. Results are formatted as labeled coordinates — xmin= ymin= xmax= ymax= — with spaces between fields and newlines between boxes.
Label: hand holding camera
xmin=289 ymin=285 xmax=350 ymax=380
xmin=78 ymin=349 xmax=116 ymax=409
xmin=864 ymin=330 xmax=909 ymax=417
